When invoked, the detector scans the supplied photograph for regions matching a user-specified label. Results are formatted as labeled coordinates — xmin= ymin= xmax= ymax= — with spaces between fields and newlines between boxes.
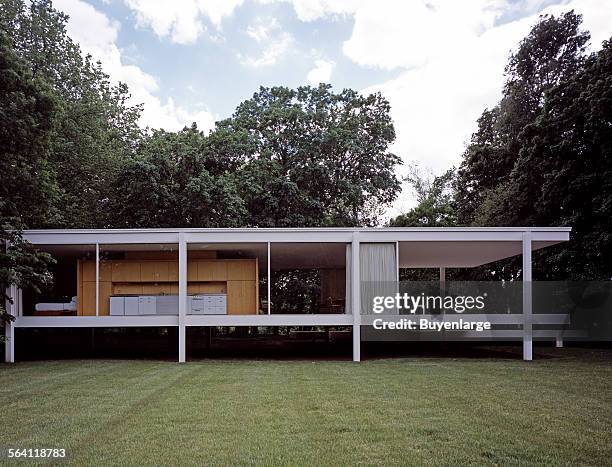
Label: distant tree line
xmin=391 ymin=11 xmax=611 ymax=281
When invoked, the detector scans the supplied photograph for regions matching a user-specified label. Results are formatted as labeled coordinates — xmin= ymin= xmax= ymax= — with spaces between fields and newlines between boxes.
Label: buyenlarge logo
xmin=372 ymin=292 xmax=487 ymax=314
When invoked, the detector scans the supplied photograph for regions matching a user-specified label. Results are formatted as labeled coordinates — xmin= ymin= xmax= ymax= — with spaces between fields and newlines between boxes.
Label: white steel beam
xmin=14 ymin=316 xmax=179 ymax=327
xmin=185 ymin=314 xmax=353 ymax=327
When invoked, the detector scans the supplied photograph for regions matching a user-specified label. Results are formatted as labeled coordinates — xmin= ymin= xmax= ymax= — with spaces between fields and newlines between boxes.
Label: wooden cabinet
xmin=140 ymin=262 xmax=154 ymax=282
xmin=82 ymin=261 xmax=95 ymax=282
xmin=197 ymin=261 xmax=227 ymax=281
xmin=187 ymin=261 xmax=198 ymax=281
xmin=227 ymin=280 xmax=257 ymax=314
xmin=227 ymin=260 xmax=256 ymax=280
xmin=168 ymin=261 xmax=179 ymax=281
xmin=82 ymin=260 xmax=112 ymax=282
xmin=141 ymin=261 xmax=169 ymax=282
xmin=112 ymin=262 xmax=141 ymax=282
xmin=188 ymin=282 xmax=227 ymax=294
xmin=113 ymin=283 xmax=143 ymax=295
xmin=100 ymin=262 xmax=112 ymax=281
xmin=82 ymin=282 xmax=96 ymax=316
xmin=79 ymin=280 xmax=112 ymax=316
xmin=99 ymin=282 xmax=112 ymax=316
xmin=142 ymin=283 xmax=173 ymax=295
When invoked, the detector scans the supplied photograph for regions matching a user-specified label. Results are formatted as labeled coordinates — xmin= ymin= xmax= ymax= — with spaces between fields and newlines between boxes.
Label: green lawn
xmin=1 ymin=350 xmax=611 ymax=466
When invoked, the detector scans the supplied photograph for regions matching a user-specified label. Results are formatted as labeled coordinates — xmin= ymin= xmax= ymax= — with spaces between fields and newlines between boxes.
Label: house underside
xmin=4 ymin=227 xmax=571 ymax=362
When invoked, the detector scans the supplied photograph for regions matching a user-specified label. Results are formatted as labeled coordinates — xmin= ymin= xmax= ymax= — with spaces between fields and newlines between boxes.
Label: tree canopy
xmin=391 ymin=11 xmax=611 ymax=280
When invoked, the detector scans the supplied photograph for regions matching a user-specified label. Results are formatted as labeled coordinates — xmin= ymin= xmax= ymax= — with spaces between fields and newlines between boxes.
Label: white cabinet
xmin=189 ymin=294 xmax=227 ymax=315
xmin=110 ymin=295 xmax=208 ymax=316
xmin=156 ymin=296 xmax=178 ymax=315
xmin=190 ymin=296 xmax=206 ymax=314
xmin=124 ymin=296 xmax=139 ymax=316
xmin=138 ymin=296 xmax=156 ymax=315
xmin=110 ymin=296 xmax=125 ymax=316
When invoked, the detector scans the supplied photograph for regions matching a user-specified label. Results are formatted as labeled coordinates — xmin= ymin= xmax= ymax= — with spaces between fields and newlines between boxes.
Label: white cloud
xmin=306 ymin=59 xmax=334 ymax=83
xmin=55 ymin=0 xmax=216 ymax=132
xmin=343 ymin=1 xmax=505 ymax=70
xmin=287 ymin=0 xmax=358 ymax=21
xmin=283 ymin=0 xmax=612 ymax=215
xmin=239 ymin=18 xmax=294 ymax=67
xmin=122 ymin=0 xmax=244 ymax=44
xmin=246 ymin=17 xmax=280 ymax=42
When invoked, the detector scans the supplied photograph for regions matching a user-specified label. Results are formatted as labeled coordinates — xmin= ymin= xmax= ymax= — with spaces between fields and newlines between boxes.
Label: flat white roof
xmin=20 ymin=227 xmax=570 ymax=268
xmin=23 ymin=227 xmax=571 ymax=233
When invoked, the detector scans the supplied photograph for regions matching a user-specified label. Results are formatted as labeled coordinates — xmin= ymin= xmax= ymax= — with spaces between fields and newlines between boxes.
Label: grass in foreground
xmin=0 ymin=349 xmax=611 ymax=466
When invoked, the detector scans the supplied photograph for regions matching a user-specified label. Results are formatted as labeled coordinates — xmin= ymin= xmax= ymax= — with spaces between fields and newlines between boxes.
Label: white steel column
xmin=522 ymin=232 xmax=533 ymax=361
xmin=4 ymin=238 xmax=15 ymax=363
xmin=267 ymin=242 xmax=271 ymax=315
xmin=178 ymin=234 xmax=187 ymax=363
xmin=95 ymin=243 xmax=100 ymax=316
xmin=17 ymin=288 xmax=23 ymax=316
xmin=4 ymin=318 xmax=14 ymax=363
xmin=351 ymin=233 xmax=361 ymax=362
xmin=4 ymin=284 xmax=16 ymax=363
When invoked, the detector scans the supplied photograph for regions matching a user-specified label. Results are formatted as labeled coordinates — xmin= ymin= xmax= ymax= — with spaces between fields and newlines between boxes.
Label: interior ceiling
xmin=399 ymin=240 xmax=564 ymax=268
xmin=270 ymin=243 xmax=346 ymax=270
xmin=35 ymin=240 xmax=564 ymax=269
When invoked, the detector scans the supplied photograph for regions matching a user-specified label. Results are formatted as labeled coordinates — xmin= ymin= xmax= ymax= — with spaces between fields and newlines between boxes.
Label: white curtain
xmin=360 ymin=243 xmax=397 ymax=315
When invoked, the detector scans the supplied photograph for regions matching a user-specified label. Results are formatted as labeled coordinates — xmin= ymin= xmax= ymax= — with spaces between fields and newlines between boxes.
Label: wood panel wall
xmin=76 ymin=256 xmax=258 ymax=316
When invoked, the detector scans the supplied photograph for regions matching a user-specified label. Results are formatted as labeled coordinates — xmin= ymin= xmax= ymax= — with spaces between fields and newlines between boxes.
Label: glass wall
xmin=97 ymin=243 xmax=179 ymax=316
xmin=21 ymin=244 xmax=95 ymax=316
xmin=270 ymin=243 xmax=349 ymax=314
xmin=187 ymin=243 xmax=268 ymax=315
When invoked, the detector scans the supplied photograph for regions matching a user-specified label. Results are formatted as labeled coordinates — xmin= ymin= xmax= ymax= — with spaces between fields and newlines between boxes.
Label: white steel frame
xmin=4 ymin=227 xmax=571 ymax=363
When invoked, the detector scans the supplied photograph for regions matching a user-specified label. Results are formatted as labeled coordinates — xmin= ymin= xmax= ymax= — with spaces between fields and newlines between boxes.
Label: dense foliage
xmin=392 ymin=11 xmax=611 ymax=280
xmin=110 ymin=86 xmax=401 ymax=228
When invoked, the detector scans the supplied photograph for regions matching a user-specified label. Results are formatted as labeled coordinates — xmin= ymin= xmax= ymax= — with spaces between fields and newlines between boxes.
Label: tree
xmin=0 ymin=0 xmax=142 ymax=228
xmin=509 ymin=38 xmax=612 ymax=279
xmin=111 ymin=85 xmax=403 ymax=228
xmin=109 ymin=125 xmax=248 ymax=228
xmin=221 ymin=85 xmax=402 ymax=227
xmin=454 ymin=11 xmax=611 ymax=280
xmin=0 ymin=31 xmax=58 ymax=223
xmin=0 ymin=33 xmax=55 ymax=336
xmin=390 ymin=165 xmax=456 ymax=227
xmin=456 ymin=11 xmax=590 ymax=226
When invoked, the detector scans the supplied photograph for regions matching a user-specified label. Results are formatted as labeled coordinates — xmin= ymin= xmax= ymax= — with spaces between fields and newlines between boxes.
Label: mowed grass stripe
xmin=0 ymin=357 xmax=610 ymax=466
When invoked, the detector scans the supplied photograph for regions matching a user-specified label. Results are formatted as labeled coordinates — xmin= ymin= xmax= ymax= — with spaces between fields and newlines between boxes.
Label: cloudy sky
xmin=54 ymin=0 xmax=611 ymax=214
